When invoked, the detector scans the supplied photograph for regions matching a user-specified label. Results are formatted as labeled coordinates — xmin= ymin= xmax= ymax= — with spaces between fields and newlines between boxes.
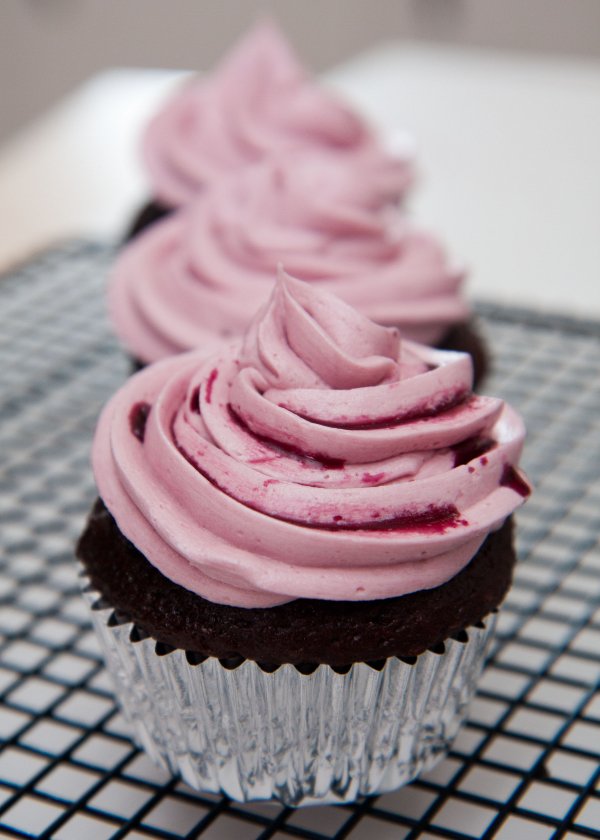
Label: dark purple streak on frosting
xmin=500 ymin=464 xmax=531 ymax=498
xmin=189 ymin=386 xmax=201 ymax=413
xmin=227 ymin=404 xmax=345 ymax=469
xmin=452 ymin=437 xmax=495 ymax=468
xmin=362 ymin=472 xmax=385 ymax=484
xmin=283 ymin=388 xmax=470 ymax=431
xmin=129 ymin=402 xmax=152 ymax=443
xmin=319 ymin=504 xmax=467 ymax=534
xmin=204 ymin=368 xmax=218 ymax=404
xmin=171 ymin=414 xmax=466 ymax=533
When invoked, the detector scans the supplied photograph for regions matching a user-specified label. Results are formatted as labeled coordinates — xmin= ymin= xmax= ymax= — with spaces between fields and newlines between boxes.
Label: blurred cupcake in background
xmin=79 ymin=269 xmax=529 ymax=805
xmin=112 ymin=153 xmax=487 ymax=379
xmin=128 ymin=19 xmax=412 ymax=238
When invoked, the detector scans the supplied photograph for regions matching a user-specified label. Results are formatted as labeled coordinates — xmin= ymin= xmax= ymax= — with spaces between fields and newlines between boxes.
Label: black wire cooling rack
xmin=0 ymin=241 xmax=599 ymax=840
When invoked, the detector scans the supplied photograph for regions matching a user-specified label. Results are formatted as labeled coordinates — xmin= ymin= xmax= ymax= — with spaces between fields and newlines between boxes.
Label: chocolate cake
xmin=78 ymin=498 xmax=514 ymax=667
xmin=125 ymin=200 xmax=170 ymax=241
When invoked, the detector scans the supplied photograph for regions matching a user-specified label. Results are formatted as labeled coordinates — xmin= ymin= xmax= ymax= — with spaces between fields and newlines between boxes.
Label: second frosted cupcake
xmin=111 ymin=154 xmax=486 ymax=377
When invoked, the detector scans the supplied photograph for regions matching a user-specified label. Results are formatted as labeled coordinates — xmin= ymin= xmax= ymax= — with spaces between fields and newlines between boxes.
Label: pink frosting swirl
xmin=110 ymin=155 xmax=466 ymax=364
xmin=143 ymin=20 xmax=411 ymax=206
xmin=95 ymin=270 xmax=529 ymax=608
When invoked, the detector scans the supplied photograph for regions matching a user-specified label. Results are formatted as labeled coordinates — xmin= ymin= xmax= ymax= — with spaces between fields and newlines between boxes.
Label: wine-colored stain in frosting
xmin=338 ymin=504 xmax=464 ymax=534
xmin=172 ymin=422 xmax=466 ymax=534
xmin=452 ymin=437 xmax=495 ymax=467
xmin=290 ymin=389 xmax=469 ymax=431
xmin=129 ymin=402 xmax=151 ymax=443
xmin=227 ymin=404 xmax=345 ymax=469
xmin=362 ymin=472 xmax=385 ymax=484
xmin=500 ymin=464 xmax=531 ymax=498
xmin=189 ymin=386 xmax=200 ymax=414
xmin=204 ymin=368 xmax=218 ymax=404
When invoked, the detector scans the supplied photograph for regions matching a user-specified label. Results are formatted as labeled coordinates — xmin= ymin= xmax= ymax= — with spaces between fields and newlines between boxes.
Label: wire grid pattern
xmin=0 ymin=241 xmax=598 ymax=840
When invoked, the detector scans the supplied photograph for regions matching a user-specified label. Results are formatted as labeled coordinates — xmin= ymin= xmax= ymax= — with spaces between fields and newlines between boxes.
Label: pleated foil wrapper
xmin=82 ymin=581 xmax=496 ymax=806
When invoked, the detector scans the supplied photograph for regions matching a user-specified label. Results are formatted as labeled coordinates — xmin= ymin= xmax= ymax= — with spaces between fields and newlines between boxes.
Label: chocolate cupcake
xmin=78 ymin=270 xmax=529 ymax=804
xmin=127 ymin=19 xmax=412 ymax=239
xmin=112 ymin=155 xmax=487 ymax=380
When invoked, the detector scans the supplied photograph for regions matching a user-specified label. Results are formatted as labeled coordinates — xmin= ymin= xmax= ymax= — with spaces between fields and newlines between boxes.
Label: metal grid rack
xmin=0 ymin=241 xmax=598 ymax=840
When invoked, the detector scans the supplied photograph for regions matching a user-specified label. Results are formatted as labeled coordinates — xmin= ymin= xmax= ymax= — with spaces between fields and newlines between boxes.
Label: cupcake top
xmin=110 ymin=154 xmax=467 ymax=364
xmin=95 ymin=270 xmax=529 ymax=609
xmin=142 ymin=20 xmax=412 ymax=207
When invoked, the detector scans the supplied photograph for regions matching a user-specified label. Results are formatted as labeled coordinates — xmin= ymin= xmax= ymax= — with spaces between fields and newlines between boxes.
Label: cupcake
xmin=112 ymin=154 xmax=487 ymax=379
xmin=78 ymin=269 xmax=529 ymax=805
xmin=128 ymin=19 xmax=412 ymax=239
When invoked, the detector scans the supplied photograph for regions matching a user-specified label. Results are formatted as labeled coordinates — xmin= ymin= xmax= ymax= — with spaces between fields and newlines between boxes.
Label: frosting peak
xmin=95 ymin=272 xmax=529 ymax=608
xmin=142 ymin=20 xmax=411 ymax=206
xmin=241 ymin=269 xmax=400 ymax=392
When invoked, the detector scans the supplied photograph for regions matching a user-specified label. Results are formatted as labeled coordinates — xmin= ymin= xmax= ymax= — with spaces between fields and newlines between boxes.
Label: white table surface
xmin=1 ymin=41 xmax=599 ymax=318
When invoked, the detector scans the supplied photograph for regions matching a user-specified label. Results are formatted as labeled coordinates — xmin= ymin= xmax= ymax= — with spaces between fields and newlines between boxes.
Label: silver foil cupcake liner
xmin=81 ymin=580 xmax=496 ymax=806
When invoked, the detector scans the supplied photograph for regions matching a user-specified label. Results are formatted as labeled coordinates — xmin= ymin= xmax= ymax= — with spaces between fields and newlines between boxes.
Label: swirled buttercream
xmin=110 ymin=155 xmax=466 ymax=364
xmin=95 ymin=270 xmax=529 ymax=608
xmin=142 ymin=20 xmax=412 ymax=207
